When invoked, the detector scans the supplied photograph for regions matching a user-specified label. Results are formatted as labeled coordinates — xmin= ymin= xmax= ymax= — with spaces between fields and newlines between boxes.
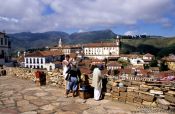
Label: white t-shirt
xmin=62 ymin=60 xmax=69 ymax=78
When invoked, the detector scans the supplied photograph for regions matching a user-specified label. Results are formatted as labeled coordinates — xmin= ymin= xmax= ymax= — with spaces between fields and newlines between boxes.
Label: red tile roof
xmin=156 ymin=70 xmax=175 ymax=78
xmin=119 ymin=68 xmax=132 ymax=74
xmin=25 ymin=50 xmax=63 ymax=57
xmin=83 ymin=42 xmax=117 ymax=47
xmin=143 ymin=53 xmax=154 ymax=57
xmin=91 ymin=58 xmax=103 ymax=63
xmin=138 ymin=69 xmax=150 ymax=76
xmin=120 ymin=54 xmax=142 ymax=58
xmin=107 ymin=61 xmax=122 ymax=66
xmin=162 ymin=54 xmax=175 ymax=62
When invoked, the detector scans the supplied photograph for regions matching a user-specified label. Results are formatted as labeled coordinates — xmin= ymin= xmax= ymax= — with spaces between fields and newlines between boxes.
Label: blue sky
xmin=0 ymin=0 xmax=175 ymax=36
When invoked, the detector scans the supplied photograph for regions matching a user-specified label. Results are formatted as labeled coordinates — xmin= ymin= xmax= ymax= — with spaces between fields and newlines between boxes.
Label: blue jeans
xmin=67 ymin=77 xmax=78 ymax=92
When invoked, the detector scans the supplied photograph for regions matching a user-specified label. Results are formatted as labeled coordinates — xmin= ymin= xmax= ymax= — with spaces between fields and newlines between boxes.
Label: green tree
xmin=159 ymin=61 xmax=169 ymax=71
xmin=149 ymin=59 xmax=158 ymax=67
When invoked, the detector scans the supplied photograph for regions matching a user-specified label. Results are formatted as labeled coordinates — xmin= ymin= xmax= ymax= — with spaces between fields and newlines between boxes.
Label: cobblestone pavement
xmin=0 ymin=76 xmax=173 ymax=114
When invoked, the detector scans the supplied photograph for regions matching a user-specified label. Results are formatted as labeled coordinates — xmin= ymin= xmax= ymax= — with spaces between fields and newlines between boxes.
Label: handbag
xmin=65 ymin=73 xmax=70 ymax=81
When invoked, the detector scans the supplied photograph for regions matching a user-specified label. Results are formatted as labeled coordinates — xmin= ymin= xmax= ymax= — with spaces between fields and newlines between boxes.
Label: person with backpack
xmin=65 ymin=61 xmax=81 ymax=97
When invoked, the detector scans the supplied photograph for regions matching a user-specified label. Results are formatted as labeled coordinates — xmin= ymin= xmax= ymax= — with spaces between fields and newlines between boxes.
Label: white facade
xmin=62 ymin=48 xmax=71 ymax=55
xmin=83 ymin=38 xmax=120 ymax=59
xmin=143 ymin=56 xmax=153 ymax=60
xmin=24 ymin=57 xmax=45 ymax=69
xmin=45 ymin=63 xmax=55 ymax=71
xmin=129 ymin=58 xmax=144 ymax=66
xmin=24 ymin=57 xmax=56 ymax=71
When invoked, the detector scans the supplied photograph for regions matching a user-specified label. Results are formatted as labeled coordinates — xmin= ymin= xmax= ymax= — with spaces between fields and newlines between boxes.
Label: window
xmin=33 ymin=58 xmax=35 ymax=63
xmin=41 ymin=65 xmax=43 ymax=69
xmin=30 ymin=58 xmax=32 ymax=63
xmin=1 ymin=38 xmax=3 ymax=45
xmin=5 ymin=38 xmax=7 ymax=45
xmin=37 ymin=58 xmax=39 ymax=63
xmin=41 ymin=59 xmax=43 ymax=63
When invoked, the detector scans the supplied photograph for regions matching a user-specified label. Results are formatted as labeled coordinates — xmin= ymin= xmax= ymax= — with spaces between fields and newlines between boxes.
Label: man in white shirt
xmin=92 ymin=65 xmax=103 ymax=101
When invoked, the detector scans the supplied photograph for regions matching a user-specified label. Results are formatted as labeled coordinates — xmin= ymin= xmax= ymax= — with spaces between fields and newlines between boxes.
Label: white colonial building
xmin=50 ymin=38 xmax=83 ymax=56
xmin=24 ymin=50 xmax=62 ymax=71
xmin=143 ymin=53 xmax=154 ymax=65
xmin=50 ymin=37 xmax=120 ymax=60
xmin=83 ymin=38 xmax=120 ymax=59
xmin=0 ymin=32 xmax=11 ymax=65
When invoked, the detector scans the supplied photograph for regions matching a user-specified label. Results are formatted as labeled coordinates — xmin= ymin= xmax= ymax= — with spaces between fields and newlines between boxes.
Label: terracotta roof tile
xmin=25 ymin=50 xmax=63 ymax=57
xmin=107 ymin=61 xmax=122 ymax=66
xmin=162 ymin=54 xmax=175 ymax=62
xmin=119 ymin=68 xmax=132 ymax=74
xmin=83 ymin=42 xmax=117 ymax=47
xmin=91 ymin=58 xmax=103 ymax=63
xmin=120 ymin=54 xmax=142 ymax=58
xmin=143 ymin=53 xmax=154 ymax=57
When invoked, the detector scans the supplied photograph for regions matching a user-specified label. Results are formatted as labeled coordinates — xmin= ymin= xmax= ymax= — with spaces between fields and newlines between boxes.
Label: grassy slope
xmin=121 ymin=38 xmax=175 ymax=48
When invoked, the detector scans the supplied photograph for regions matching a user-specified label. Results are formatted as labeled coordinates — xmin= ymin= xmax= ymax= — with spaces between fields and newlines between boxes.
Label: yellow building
xmin=163 ymin=54 xmax=175 ymax=71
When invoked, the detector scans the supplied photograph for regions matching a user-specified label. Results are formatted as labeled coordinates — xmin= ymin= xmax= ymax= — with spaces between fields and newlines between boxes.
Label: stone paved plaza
xmin=0 ymin=76 xmax=174 ymax=114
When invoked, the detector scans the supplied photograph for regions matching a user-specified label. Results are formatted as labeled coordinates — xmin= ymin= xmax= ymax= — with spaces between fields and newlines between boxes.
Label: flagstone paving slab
xmin=23 ymin=95 xmax=38 ymax=101
xmin=17 ymin=100 xmax=30 ymax=107
xmin=20 ymin=111 xmax=37 ymax=114
xmin=0 ymin=76 xmax=172 ymax=114
xmin=29 ymin=99 xmax=50 ymax=107
xmin=40 ymin=104 xmax=56 ymax=111
xmin=0 ymin=108 xmax=18 ymax=114
xmin=18 ymin=104 xmax=38 ymax=112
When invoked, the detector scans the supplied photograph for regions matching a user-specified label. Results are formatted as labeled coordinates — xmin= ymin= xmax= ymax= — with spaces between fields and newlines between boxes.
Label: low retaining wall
xmin=6 ymin=67 xmax=65 ymax=88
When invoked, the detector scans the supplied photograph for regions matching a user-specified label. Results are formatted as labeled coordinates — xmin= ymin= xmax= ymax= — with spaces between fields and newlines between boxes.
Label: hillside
xmin=7 ymin=29 xmax=175 ymax=58
xmin=8 ymin=29 xmax=116 ymax=51
xmin=9 ymin=31 xmax=69 ymax=51
xmin=120 ymin=38 xmax=175 ymax=57
xmin=70 ymin=29 xmax=116 ymax=44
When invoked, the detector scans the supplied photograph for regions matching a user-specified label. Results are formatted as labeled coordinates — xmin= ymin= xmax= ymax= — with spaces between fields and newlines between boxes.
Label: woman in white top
xmin=62 ymin=55 xmax=70 ymax=93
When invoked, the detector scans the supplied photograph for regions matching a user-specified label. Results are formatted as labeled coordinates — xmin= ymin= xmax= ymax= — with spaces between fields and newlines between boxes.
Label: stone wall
xmin=107 ymin=79 xmax=175 ymax=111
xmin=6 ymin=67 xmax=65 ymax=88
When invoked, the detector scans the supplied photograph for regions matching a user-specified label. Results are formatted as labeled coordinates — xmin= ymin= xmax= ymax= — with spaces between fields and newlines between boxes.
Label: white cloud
xmin=124 ymin=31 xmax=137 ymax=36
xmin=78 ymin=29 xmax=86 ymax=33
xmin=0 ymin=0 xmax=174 ymax=33
xmin=0 ymin=16 xmax=19 ymax=23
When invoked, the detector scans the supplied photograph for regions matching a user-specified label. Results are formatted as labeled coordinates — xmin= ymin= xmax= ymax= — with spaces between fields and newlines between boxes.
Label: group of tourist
xmin=62 ymin=55 xmax=104 ymax=101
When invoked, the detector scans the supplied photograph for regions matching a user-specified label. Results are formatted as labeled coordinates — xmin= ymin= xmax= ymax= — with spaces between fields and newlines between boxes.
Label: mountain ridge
xmin=8 ymin=29 xmax=116 ymax=51
xmin=7 ymin=29 xmax=175 ymax=58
